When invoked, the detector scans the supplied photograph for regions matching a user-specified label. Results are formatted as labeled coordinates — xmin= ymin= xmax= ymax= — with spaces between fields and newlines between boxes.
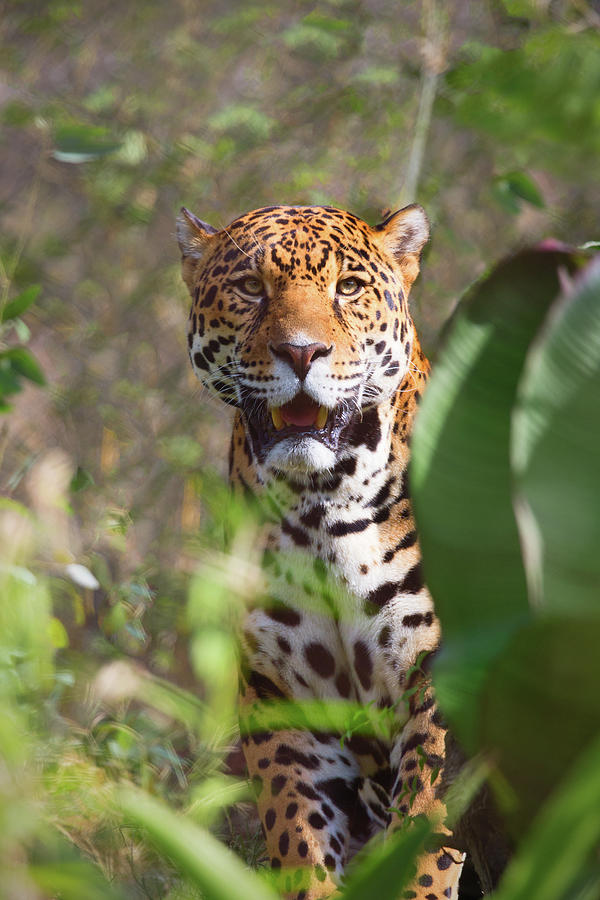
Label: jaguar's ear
xmin=176 ymin=207 xmax=217 ymax=260
xmin=375 ymin=204 xmax=429 ymax=289
xmin=177 ymin=208 xmax=218 ymax=295
xmin=376 ymin=204 xmax=429 ymax=257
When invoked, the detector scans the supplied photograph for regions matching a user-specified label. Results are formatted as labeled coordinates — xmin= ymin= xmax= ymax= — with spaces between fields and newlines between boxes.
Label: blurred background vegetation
xmin=1 ymin=0 xmax=599 ymax=897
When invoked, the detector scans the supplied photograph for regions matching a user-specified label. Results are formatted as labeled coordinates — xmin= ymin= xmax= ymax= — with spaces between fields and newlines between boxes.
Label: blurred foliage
xmin=0 ymin=0 xmax=599 ymax=898
xmin=413 ymin=248 xmax=600 ymax=893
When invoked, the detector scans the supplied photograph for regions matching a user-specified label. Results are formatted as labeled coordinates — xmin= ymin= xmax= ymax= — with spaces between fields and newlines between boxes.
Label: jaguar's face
xmin=178 ymin=205 xmax=429 ymax=474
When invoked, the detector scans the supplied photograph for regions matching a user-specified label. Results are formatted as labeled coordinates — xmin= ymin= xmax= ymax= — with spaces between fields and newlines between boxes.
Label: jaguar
xmin=178 ymin=202 xmax=478 ymax=899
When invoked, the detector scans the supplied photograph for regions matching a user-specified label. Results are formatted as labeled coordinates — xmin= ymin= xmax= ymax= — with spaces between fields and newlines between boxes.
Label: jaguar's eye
xmin=336 ymin=276 xmax=363 ymax=298
xmin=234 ymin=275 xmax=264 ymax=298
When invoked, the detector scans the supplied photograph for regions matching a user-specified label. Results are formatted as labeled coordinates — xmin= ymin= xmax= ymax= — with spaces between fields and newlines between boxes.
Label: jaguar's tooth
xmin=315 ymin=405 xmax=328 ymax=429
xmin=271 ymin=406 xmax=284 ymax=430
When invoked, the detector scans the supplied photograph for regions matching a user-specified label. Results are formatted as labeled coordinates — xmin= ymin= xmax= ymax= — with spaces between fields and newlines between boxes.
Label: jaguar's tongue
xmin=271 ymin=394 xmax=328 ymax=430
xmin=282 ymin=394 xmax=320 ymax=426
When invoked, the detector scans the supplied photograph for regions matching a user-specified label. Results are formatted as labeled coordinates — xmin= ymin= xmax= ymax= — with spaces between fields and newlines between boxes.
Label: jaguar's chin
xmin=242 ymin=392 xmax=357 ymax=472
xmin=265 ymin=435 xmax=337 ymax=474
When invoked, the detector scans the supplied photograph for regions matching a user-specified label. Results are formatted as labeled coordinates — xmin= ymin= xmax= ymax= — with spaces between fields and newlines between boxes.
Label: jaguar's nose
xmin=270 ymin=341 xmax=332 ymax=380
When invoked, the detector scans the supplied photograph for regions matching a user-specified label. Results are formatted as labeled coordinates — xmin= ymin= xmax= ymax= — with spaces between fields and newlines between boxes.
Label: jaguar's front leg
xmin=389 ymin=674 xmax=464 ymax=900
xmin=240 ymin=681 xmax=360 ymax=900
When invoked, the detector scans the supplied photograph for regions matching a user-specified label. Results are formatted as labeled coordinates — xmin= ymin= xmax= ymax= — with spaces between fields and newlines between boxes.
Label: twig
xmin=399 ymin=0 xmax=447 ymax=207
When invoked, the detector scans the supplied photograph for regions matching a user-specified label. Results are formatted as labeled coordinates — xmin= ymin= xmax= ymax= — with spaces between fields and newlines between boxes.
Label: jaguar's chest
xmin=243 ymin=449 xmax=439 ymax=711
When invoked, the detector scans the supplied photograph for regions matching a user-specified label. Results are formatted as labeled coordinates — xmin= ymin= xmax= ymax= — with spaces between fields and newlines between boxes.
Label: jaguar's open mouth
xmin=271 ymin=394 xmax=328 ymax=431
xmin=242 ymin=391 xmax=356 ymax=460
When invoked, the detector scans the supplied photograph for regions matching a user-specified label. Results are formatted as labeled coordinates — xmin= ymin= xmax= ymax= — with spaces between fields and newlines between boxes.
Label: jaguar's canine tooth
xmin=315 ymin=405 xmax=328 ymax=429
xmin=271 ymin=406 xmax=284 ymax=430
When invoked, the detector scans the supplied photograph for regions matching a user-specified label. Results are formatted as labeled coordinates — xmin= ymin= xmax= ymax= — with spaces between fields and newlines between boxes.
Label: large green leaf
xmin=411 ymin=247 xmax=575 ymax=749
xmin=480 ymin=617 xmax=600 ymax=828
xmin=513 ymin=257 xmax=600 ymax=614
xmin=492 ymin=730 xmax=600 ymax=900
xmin=119 ymin=787 xmax=278 ymax=900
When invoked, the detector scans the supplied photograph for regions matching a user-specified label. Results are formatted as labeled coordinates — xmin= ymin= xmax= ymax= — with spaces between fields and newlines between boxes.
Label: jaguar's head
xmin=178 ymin=204 xmax=429 ymax=474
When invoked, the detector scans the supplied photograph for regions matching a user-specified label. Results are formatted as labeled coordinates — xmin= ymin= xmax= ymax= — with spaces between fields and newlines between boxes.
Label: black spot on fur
xmin=353 ymin=640 xmax=373 ymax=690
xmin=300 ymin=505 xmax=326 ymax=529
xmin=437 ymin=852 xmax=453 ymax=870
xmin=281 ymin=518 xmax=310 ymax=547
xmin=277 ymin=635 xmax=292 ymax=654
xmin=402 ymin=611 xmax=434 ymax=628
xmin=378 ymin=626 xmax=391 ymax=646
xmin=403 ymin=732 xmax=428 ymax=753
xmin=399 ymin=562 xmax=424 ymax=594
xmin=275 ymin=744 xmax=320 ymax=770
xmin=266 ymin=605 xmax=302 ymax=627
xmin=296 ymin=782 xmax=320 ymax=801
xmin=365 ymin=580 xmax=399 ymax=614
xmin=335 ymin=671 xmax=352 ymax=697
xmin=349 ymin=406 xmax=381 ymax=451
xmin=308 ymin=812 xmax=326 ymax=829
xmin=271 ymin=774 xmax=287 ymax=796
xmin=278 ymin=830 xmax=289 ymax=856
xmin=317 ymin=777 xmax=357 ymax=816
xmin=304 ymin=642 xmax=335 ymax=678
xmin=248 ymin=671 xmax=285 ymax=699
xmin=328 ymin=518 xmax=370 ymax=537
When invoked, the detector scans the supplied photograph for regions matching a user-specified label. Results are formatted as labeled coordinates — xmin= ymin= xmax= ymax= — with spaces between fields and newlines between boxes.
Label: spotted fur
xmin=178 ymin=204 xmax=465 ymax=899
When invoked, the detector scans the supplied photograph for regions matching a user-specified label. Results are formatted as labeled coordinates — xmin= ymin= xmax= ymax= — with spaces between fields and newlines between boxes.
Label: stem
xmin=399 ymin=0 xmax=446 ymax=207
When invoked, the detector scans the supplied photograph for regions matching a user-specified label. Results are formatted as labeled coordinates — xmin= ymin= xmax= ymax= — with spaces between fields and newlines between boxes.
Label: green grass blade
xmin=31 ymin=862 xmax=125 ymax=900
xmin=119 ymin=786 xmax=278 ymax=900
xmin=341 ymin=815 xmax=431 ymax=900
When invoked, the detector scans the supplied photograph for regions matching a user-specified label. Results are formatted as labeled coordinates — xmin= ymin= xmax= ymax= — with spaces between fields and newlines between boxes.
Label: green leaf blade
xmin=341 ymin=815 xmax=431 ymax=900
xmin=119 ymin=787 xmax=279 ymax=900
xmin=1 ymin=285 xmax=41 ymax=322
xmin=2 ymin=348 xmax=46 ymax=385
xmin=493 ymin=731 xmax=600 ymax=900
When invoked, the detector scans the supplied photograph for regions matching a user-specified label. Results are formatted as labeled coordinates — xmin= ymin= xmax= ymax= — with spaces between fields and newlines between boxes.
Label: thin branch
xmin=399 ymin=0 xmax=447 ymax=207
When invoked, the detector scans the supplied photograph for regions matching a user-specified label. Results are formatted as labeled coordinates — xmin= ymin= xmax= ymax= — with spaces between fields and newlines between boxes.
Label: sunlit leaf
xmin=303 ymin=11 xmax=351 ymax=32
xmin=48 ymin=616 xmax=69 ymax=648
xmin=207 ymin=105 xmax=275 ymax=141
xmin=513 ymin=257 xmax=600 ymax=614
xmin=411 ymin=246 xmax=576 ymax=749
xmin=501 ymin=0 xmax=544 ymax=18
xmin=52 ymin=123 xmax=121 ymax=163
xmin=65 ymin=562 xmax=100 ymax=590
